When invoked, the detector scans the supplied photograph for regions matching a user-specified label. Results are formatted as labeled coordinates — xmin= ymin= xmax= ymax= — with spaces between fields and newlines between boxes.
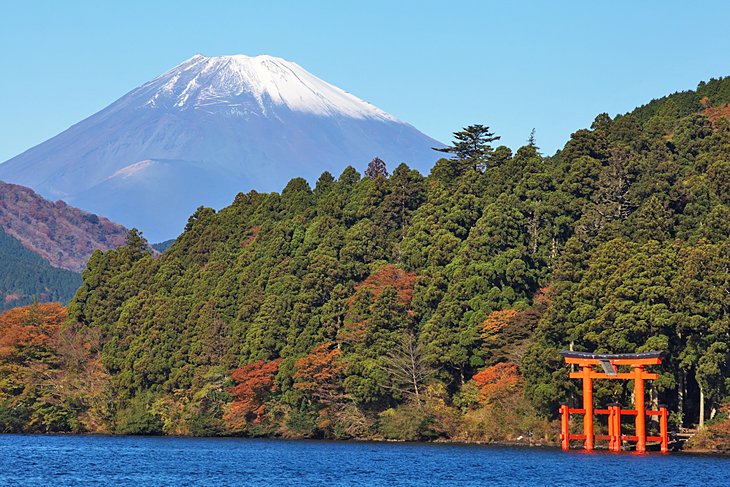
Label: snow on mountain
xmin=0 ymin=54 xmax=443 ymax=242
xmin=141 ymin=54 xmax=398 ymax=121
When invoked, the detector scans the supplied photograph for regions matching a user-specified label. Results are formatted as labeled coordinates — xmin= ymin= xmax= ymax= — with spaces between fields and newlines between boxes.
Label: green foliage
xmin=0 ymin=227 xmax=81 ymax=311
xmin=525 ymin=78 xmax=730 ymax=426
xmin=379 ymin=404 xmax=440 ymax=441
xmin=434 ymin=124 xmax=501 ymax=173
xmin=114 ymin=393 xmax=165 ymax=435
xmin=152 ymin=239 xmax=176 ymax=253
xmin=41 ymin=75 xmax=730 ymax=439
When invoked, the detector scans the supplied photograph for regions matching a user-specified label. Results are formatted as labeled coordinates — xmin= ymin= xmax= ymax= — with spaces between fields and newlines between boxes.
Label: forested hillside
xmin=0 ymin=227 xmax=81 ymax=311
xmin=3 ymin=77 xmax=728 ymax=448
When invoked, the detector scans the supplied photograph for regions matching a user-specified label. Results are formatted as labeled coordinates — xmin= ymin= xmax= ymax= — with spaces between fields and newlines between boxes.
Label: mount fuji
xmin=0 ymin=54 xmax=443 ymax=241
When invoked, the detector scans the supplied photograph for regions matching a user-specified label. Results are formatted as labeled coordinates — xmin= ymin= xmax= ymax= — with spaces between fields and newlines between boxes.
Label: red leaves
xmin=472 ymin=362 xmax=523 ymax=404
xmin=354 ymin=264 xmax=416 ymax=305
xmin=225 ymin=358 xmax=282 ymax=429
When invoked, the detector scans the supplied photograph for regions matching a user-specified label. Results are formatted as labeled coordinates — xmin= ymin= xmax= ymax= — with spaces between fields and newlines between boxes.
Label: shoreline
xmin=2 ymin=432 xmax=728 ymax=457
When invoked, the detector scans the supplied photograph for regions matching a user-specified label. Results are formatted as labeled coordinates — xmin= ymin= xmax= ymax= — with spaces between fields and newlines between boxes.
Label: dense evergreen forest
xmin=2 ymin=77 xmax=729 ymax=450
xmin=0 ymin=227 xmax=81 ymax=311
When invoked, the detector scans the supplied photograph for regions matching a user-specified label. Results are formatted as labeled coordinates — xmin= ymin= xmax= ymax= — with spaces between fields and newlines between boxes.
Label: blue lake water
xmin=0 ymin=435 xmax=728 ymax=486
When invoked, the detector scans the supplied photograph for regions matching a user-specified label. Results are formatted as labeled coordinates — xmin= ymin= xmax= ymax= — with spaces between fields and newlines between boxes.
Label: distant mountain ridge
xmin=0 ymin=180 xmax=128 ymax=272
xmin=0 ymin=54 xmax=443 ymax=241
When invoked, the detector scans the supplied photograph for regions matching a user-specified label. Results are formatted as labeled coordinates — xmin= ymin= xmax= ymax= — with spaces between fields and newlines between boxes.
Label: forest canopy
xmin=3 ymin=76 xmax=730 ymax=447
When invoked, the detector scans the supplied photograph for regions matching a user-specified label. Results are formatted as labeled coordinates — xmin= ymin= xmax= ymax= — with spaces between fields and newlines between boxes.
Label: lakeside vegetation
xmin=1 ymin=77 xmax=729 ymax=452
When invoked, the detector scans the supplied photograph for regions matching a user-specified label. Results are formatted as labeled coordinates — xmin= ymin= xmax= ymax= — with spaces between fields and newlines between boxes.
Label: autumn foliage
xmin=482 ymin=309 xmax=519 ymax=339
xmin=688 ymin=402 xmax=730 ymax=453
xmin=339 ymin=265 xmax=417 ymax=346
xmin=224 ymin=359 xmax=283 ymax=431
xmin=472 ymin=362 xmax=523 ymax=404
xmin=0 ymin=302 xmax=66 ymax=359
xmin=293 ymin=342 xmax=344 ymax=401
xmin=0 ymin=303 xmax=86 ymax=433
xmin=703 ymin=103 xmax=730 ymax=122
xmin=293 ymin=342 xmax=348 ymax=431
xmin=353 ymin=264 xmax=417 ymax=305
xmin=0 ymin=180 xmax=127 ymax=272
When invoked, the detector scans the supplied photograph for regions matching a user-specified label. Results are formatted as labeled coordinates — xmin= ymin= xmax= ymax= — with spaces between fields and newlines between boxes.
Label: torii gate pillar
xmin=581 ymin=364 xmax=594 ymax=451
xmin=559 ymin=351 xmax=668 ymax=454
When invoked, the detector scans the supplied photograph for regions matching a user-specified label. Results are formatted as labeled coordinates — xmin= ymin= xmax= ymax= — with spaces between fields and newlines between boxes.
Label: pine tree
xmin=364 ymin=157 xmax=388 ymax=179
xmin=433 ymin=124 xmax=501 ymax=172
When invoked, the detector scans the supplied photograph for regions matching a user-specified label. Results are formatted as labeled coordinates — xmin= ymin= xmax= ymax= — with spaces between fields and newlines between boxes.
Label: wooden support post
xmin=634 ymin=366 xmax=646 ymax=453
xmin=659 ymin=404 xmax=668 ymax=454
xmin=607 ymin=404 xmax=615 ymax=451
xmin=560 ymin=403 xmax=570 ymax=451
xmin=615 ymin=404 xmax=621 ymax=451
xmin=582 ymin=366 xmax=594 ymax=451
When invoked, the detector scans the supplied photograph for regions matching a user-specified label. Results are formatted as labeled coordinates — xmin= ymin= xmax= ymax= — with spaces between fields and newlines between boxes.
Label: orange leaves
xmin=703 ymin=103 xmax=730 ymax=122
xmin=481 ymin=308 xmax=520 ymax=359
xmin=472 ymin=362 xmax=523 ymax=405
xmin=481 ymin=288 xmax=551 ymax=340
xmin=0 ymin=303 xmax=67 ymax=359
xmin=225 ymin=345 xmax=346 ymax=434
xmin=293 ymin=342 xmax=344 ymax=401
xmin=341 ymin=265 xmax=416 ymax=346
xmin=534 ymin=287 xmax=552 ymax=307
xmin=688 ymin=402 xmax=730 ymax=452
xmin=482 ymin=309 xmax=519 ymax=338
xmin=224 ymin=358 xmax=282 ymax=429
xmin=292 ymin=342 xmax=348 ymax=433
xmin=354 ymin=264 xmax=417 ymax=305
xmin=336 ymin=319 xmax=366 ymax=346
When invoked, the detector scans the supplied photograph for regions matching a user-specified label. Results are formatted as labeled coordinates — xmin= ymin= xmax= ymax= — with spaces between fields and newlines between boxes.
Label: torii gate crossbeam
xmin=559 ymin=351 xmax=669 ymax=453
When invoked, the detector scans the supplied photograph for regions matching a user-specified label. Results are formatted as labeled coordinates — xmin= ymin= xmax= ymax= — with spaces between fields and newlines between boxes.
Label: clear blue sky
xmin=2 ymin=0 xmax=730 ymax=163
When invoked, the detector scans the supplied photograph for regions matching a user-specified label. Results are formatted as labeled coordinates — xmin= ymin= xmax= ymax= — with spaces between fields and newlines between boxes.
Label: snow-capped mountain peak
xmin=138 ymin=54 xmax=397 ymax=121
xmin=0 ymin=53 xmax=442 ymax=241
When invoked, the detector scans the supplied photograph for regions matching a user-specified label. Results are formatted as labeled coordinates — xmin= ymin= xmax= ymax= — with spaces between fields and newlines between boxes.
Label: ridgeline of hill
xmin=1 ymin=77 xmax=729 ymax=450
xmin=0 ymin=180 xmax=128 ymax=273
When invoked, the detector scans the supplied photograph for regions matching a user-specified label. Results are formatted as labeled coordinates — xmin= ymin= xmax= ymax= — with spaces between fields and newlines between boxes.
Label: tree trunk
xmin=410 ymin=345 xmax=420 ymax=405
xmin=650 ymin=384 xmax=659 ymax=430
xmin=678 ymin=368 xmax=685 ymax=426
xmin=699 ymin=385 xmax=705 ymax=430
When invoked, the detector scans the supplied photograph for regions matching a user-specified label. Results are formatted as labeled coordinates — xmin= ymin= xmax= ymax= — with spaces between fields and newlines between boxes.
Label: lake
xmin=0 ymin=435 xmax=728 ymax=486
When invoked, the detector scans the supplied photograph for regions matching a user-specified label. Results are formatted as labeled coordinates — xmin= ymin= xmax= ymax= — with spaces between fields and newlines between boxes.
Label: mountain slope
xmin=0 ymin=227 xmax=81 ymax=311
xmin=0 ymin=54 xmax=443 ymax=241
xmin=0 ymin=180 xmax=128 ymax=272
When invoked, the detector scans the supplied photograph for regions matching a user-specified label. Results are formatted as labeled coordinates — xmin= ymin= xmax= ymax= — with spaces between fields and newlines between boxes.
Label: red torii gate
xmin=559 ymin=351 xmax=669 ymax=453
